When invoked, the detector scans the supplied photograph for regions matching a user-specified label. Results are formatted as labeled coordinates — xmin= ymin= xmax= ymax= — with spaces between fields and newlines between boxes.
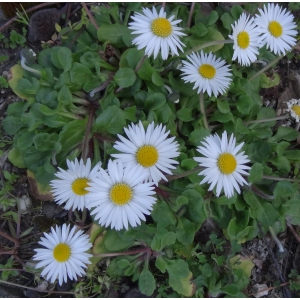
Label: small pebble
xmin=20 ymin=195 xmax=32 ymax=214
xmin=253 ymin=284 xmax=269 ymax=298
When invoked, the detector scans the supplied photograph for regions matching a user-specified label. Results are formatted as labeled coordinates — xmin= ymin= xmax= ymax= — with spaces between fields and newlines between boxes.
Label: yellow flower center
xmin=237 ymin=31 xmax=250 ymax=49
xmin=268 ymin=21 xmax=283 ymax=38
xmin=136 ymin=145 xmax=159 ymax=168
xmin=53 ymin=243 xmax=71 ymax=262
xmin=72 ymin=178 xmax=90 ymax=196
xmin=292 ymin=105 xmax=300 ymax=117
xmin=217 ymin=153 xmax=237 ymax=175
xmin=199 ymin=64 xmax=216 ymax=79
xmin=151 ymin=18 xmax=173 ymax=37
xmin=110 ymin=183 xmax=133 ymax=205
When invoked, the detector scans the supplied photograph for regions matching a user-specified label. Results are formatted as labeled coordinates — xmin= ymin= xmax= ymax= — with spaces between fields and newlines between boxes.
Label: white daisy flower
xmin=180 ymin=51 xmax=232 ymax=97
xmin=194 ymin=131 xmax=251 ymax=198
xmin=85 ymin=160 xmax=156 ymax=231
xmin=286 ymin=99 xmax=300 ymax=122
xmin=255 ymin=3 xmax=298 ymax=55
xmin=128 ymin=6 xmax=186 ymax=60
xmin=50 ymin=158 xmax=101 ymax=211
xmin=33 ymin=224 xmax=92 ymax=285
xmin=111 ymin=121 xmax=180 ymax=186
xmin=228 ymin=13 xmax=261 ymax=66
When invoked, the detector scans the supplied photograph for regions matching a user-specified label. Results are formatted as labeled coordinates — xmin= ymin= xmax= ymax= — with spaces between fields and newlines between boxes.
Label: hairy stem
xmin=161 ymin=166 xmax=204 ymax=183
xmin=90 ymin=73 xmax=115 ymax=97
xmin=93 ymin=248 xmax=150 ymax=257
xmin=0 ymin=279 xmax=75 ymax=295
xmin=82 ymin=109 xmax=94 ymax=162
xmin=249 ymin=40 xmax=300 ymax=82
xmin=200 ymin=91 xmax=209 ymax=130
xmin=187 ymin=2 xmax=195 ymax=28
xmin=262 ymin=175 xmax=300 ymax=183
xmin=184 ymin=39 xmax=233 ymax=56
xmin=0 ymin=230 xmax=19 ymax=246
xmin=269 ymin=226 xmax=284 ymax=253
xmin=81 ymin=2 xmax=99 ymax=30
xmin=243 ymin=114 xmax=290 ymax=124
xmin=286 ymin=221 xmax=300 ymax=244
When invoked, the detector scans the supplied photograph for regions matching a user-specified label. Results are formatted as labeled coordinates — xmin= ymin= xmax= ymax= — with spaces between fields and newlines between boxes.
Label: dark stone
xmin=42 ymin=202 xmax=63 ymax=219
xmin=0 ymin=284 xmax=24 ymax=298
xmin=56 ymin=278 xmax=74 ymax=292
xmin=28 ymin=8 xmax=62 ymax=42
xmin=24 ymin=289 xmax=41 ymax=298
xmin=125 ymin=288 xmax=149 ymax=298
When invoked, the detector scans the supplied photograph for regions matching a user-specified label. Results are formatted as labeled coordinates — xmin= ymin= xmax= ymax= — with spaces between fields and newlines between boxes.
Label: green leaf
xmin=237 ymin=95 xmax=253 ymax=114
xmin=176 ymin=218 xmax=195 ymax=245
xmin=8 ymin=147 xmax=25 ymax=168
xmin=152 ymin=200 xmax=177 ymax=228
xmin=2 ymin=116 xmax=23 ymax=135
xmin=155 ymin=256 xmax=167 ymax=273
xmin=169 ymin=271 xmax=196 ymax=297
xmin=144 ymin=93 xmax=166 ymax=111
xmin=189 ymin=22 xmax=208 ymax=38
xmin=80 ymin=51 xmax=102 ymax=68
xmin=96 ymin=105 xmax=126 ymax=134
xmin=231 ymin=5 xmax=243 ymax=20
xmin=269 ymin=127 xmax=300 ymax=143
xmin=268 ymin=156 xmax=291 ymax=173
xmin=36 ymin=87 xmax=58 ymax=109
xmin=222 ymin=283 xmax=240 ymax=296
xmin=210 ymin=110 xmax=233 ymax=123
xmin=51 ymin=47 xmax=73 ymax=72
xmin=139 ymin=266 xmax=156 ymax=297
xmin=33 ymin=133 xmax=59 ymax=151
xmin=184 ymin=27 xmax=225 ymax=53
xmin=221 ymin=13 xmax=234 ymax=33
xmin=58 ymin=85 xmax=72 ymax=105
xmin=276 ymin=141 xmax=290 ymax=156
xmin=274 ymin=181 xmax=294 ymax=199
xmin=97 ymin=24 xmax=131 ymax=48
xmin=243 ymin=191 xmax=279 ymax=227
xmin=114 ymin=68 xmax=136 ymax=88
xmin=188 ymin=128 xmax=210 ymax=146
xmin=176 ymin=108 xmax=193 ymax=122
xmin=213 ymin=193 xmax=236 ymax=205
xmin=116 ymin=259 xmax=131 ymax=269
xmin=70 ymin=62 xmax=92 ymax=86
xmin=206 ymin=11 xmax=218 ymax=25
xmin=244 ymin=141 xmax=271 ymax=163
xmin=17 ymin=131 xmax=35 ymax=150
xmin=152 ymin=72 xmax=164 ymax=86
xmin=259 ymin=73 xmax=280 ymax=88
xmin=217 ymin=99 xmax=230 ymax=114
xmin=248 ymin=163 xmax=263 ymax=183
xmin=104 ymin=230 xmax=135 ymax=252
xmin=56 ymin=118 xmax=88 ymax=163
xmin=124 ymin=106 xmax=137 ymax=122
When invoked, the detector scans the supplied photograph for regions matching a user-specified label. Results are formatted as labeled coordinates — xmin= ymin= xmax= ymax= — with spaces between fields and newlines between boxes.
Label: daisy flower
xmin=85 ymin=160 xmax=156 ymax=230
xmin=50 ymin=158 xmax=101 ymax=211
xmin=286 ymin=99 xmax=300 ymax=122
xmin=194 ymin=131 xmax=251 ymax=198
xmin=228 ymin=13 xmax=261 ymax=66
xmin=180 ymin=51 xmax=232 ymax=97
xmin=255 ymin=3 xmax=298 ymax=55
xmin=128 ymin=6 xmax=186 ymax=60
xmin=33 ymin=224 xmax=92 ymax=285
xmin=111 ymin=121 xmax=180 ymax=185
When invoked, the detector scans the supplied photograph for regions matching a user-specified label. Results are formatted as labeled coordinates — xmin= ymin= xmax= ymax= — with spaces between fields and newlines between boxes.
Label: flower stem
xmin=90 ymin=73 xmax=115 ymax=97
xmin=0 ymin=279 xmax=75 ymax=295
xmin=187 ymin=2 xmax=195 ymax=28
xmin=93 ymin=248 xmax=150 ymax=257
xmin=81 ymin=2 xmax=99 ymax=30
xmin=82 ymin=109 xmax=94 ymax=162
xmin=184 ymin=39 xmax=233 ymax=56
xmin=0 ymin=230 xmax=19 ymax=246
xmin=243 ymin=114 xmax=290 ymax=125
xmin=161 ymin=166 xmax=204 ymax=183
xmin=249 ymin=39 xmax=300 ymax=82
xmin=269 ymin=226 xmax=285 ymax=253
xmin=262 ymin=175 xmax=300 ymax=183
xmin=200 ymin=91 xmax=209 ymax=130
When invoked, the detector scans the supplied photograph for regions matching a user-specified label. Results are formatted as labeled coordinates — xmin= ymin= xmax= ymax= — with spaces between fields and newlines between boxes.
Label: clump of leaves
xmin=0 ymin=170 xmax=19 ymax=211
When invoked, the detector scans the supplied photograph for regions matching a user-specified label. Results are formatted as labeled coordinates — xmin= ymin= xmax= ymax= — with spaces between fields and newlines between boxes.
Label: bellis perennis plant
xmin=3 ymin=2 xmax=300 ymax=297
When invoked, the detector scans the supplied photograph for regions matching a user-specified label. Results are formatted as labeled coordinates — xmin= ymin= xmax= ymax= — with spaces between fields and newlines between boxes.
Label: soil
xmin=0 ymin=2 xmax=300 ymax=298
